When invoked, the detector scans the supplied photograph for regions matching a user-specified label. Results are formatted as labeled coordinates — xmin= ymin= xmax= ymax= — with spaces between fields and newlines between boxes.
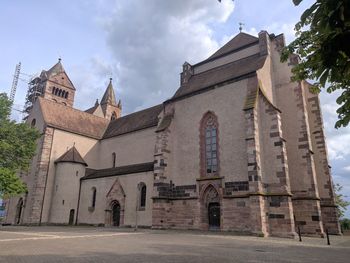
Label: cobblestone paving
xmin=0 ymin=226 xmax=349 ymax=263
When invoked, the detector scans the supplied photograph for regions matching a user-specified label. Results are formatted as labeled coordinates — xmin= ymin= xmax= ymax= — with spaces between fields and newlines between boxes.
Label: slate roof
xmin=85 ymin=100 xmax=100 ymax=114
xmin=38 ymin=97 xmax=109 ymax=139
xmin=82 ymin=162 xmax=154 ymax=180
xmin=103 ymin=104 xmax=163 ymax=139
xmin=55 ymin=146 xmax=87 ymax=166
xmin=172 ymin=54 xmax=266 ymax=100
xmin=207 ymin=32 xmax=259 ymax=61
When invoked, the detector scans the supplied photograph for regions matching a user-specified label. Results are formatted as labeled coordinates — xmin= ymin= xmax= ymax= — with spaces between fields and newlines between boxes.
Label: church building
xmin=4 ymin=31 xmax=341 ymax=237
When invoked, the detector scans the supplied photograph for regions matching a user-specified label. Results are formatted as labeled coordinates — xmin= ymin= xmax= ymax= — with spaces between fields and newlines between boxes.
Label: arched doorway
xmin=208 ymin=202 xmax=220 ymax=229
xmin=200 ymin=184 xmax=221 ymax=230
xmin=112 ymin=201 xmax=121 ymax=226
xmin=15 ymin=198 xmax=24 ymax=225
xmin=68 ymin=209 xmax=75 ymax=225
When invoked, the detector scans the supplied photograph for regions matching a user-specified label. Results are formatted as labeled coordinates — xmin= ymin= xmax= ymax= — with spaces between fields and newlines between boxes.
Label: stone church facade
xmin=4 ymin=31 xmax=341 ymax=237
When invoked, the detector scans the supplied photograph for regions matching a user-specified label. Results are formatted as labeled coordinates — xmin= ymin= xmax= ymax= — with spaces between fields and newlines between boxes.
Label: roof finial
xmin=239 ymin=22 xmax=244 ymax=33
xmin=58 ymin=57 xmax=61 ymax=62
xmin=109 ymin=77 xmax=112 ymax=83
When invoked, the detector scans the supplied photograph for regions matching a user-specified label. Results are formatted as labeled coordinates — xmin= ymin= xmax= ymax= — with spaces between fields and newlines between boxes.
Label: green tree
xmin=340 ymin=218 xmax=350 ymax=230
xmin=281 ymin=0 xmax=350 ymax=128
xmin=334 ymin=183 xmax=350 ymax=218
xmin=0 ymin=93 xmax=40 ymax=198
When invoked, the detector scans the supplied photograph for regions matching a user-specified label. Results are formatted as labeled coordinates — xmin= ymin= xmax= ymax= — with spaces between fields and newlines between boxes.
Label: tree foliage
xmin=340 ymin=218 xmax=350 ymax=230
xmin=281 ymin=0 xmax=350 ymax=128
xmin=0 ymin=93 xmax=40 ymax=198
xmin=334 ymin=183 xmax=350 ymax=218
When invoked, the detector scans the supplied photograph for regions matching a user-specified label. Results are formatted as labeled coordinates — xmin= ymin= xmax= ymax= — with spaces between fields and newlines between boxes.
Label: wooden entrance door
xmin=112 ymin=202 xmax=120 ymax=226
xmin=208 ymin=202 xmax=220 ymax=229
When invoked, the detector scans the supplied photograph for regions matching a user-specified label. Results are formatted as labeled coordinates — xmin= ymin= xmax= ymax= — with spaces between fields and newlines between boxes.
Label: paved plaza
xmin=0 ymin=226 xmax=349 ymax=263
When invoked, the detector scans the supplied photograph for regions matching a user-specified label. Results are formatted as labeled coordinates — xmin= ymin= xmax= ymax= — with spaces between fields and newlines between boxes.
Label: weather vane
xmin=239 ymin=22 xmax=245 ymax=32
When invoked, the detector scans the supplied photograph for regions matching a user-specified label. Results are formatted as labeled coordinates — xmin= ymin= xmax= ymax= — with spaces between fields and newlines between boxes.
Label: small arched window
xmin=139 ymin=183 xmax=146 ymax=208
xmin=52 ymin=87 xmax=56 ymax=94
xmin=65 ymin=92 xmax=69 ymax=99
xmin=58 ymin=89 xmax=62 ymax=97
xmin=54 ymin=88 xmax=59 ymax=96
xmin=111 ymin=112 xmax=117 ymax=121
xmin=31 ymin=118 xmax=36 ymax=128
xmin=91 ymin=187 xmax=97 ymax=208
xmin=112 ymin=152 xmax=116 ymax=168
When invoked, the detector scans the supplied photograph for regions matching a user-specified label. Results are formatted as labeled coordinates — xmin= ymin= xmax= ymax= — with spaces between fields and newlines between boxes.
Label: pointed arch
xmin=200 ymin=183 xmax=220 ymax=205
xmin=200 ymin=111 xmax=219 ymax=177
xmin=199 ymin=183 xmax=221 ymax=229
xmin=105 ymin=179 xmax=125 ymax=227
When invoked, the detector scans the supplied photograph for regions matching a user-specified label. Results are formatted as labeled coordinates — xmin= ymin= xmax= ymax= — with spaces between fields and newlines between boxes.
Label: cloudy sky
xmin=0 ymin=0 xmax=349 ymax=217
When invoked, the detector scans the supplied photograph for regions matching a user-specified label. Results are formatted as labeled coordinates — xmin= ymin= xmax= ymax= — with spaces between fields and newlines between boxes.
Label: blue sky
xmin=0 ymin=0 xmax=349 ymax=217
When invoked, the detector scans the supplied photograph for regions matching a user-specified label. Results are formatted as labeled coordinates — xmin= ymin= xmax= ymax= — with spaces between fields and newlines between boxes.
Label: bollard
xmin=298 ymin=226 xmax=302 ymax=242
xmin=326 ymin=229 xmax=330 ymax=245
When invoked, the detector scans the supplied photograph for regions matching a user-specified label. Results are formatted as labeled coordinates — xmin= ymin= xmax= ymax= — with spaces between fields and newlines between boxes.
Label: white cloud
xmin=344 ymin=166 xmax=350 ymax=172
xmin=96 ymin=0 xmax=234 ymax=113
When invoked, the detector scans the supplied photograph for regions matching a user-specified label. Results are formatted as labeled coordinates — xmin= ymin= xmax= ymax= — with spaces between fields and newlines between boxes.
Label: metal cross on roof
xmin=239 ymin=22 xmax=245 ymax=32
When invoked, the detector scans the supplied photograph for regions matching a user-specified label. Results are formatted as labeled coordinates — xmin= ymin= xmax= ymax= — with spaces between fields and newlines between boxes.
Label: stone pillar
xmin=244 ymin=78 xmax=268 ymax=236
xmin=277 ymin=81 xmax=324 ymax=236
xmin=303 ymin=84 xmax=341 ymax=235
xmin=28 ymin=127 xmax=54 ymax=224
xmin=152 ymin=111 xmax=172 ymax=229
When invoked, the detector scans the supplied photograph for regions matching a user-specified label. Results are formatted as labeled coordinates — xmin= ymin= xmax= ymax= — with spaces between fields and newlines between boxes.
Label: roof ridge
xmin=193 ymin=53 xmax=262 ymax=77
xmin=39 ymin=97 xmax=108 ymax=121
xmin=109 ymin=104 xmax=163 ymax=123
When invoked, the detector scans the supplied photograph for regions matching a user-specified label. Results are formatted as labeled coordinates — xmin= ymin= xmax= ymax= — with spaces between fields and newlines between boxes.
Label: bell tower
xmin=41 ymin=58 xmax=76 ymax=107
xmin=100 ymin=78 xmax=122 ymax=120
xmin=23 ymin=59 xmax=76 ymax=116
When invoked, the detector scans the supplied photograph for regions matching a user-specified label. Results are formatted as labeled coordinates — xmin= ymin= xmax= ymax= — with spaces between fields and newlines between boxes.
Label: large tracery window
xmin=205 ymin=123 xmax=217 ymax=174
xmin=201 ymin=112 xmax=219 ymax=177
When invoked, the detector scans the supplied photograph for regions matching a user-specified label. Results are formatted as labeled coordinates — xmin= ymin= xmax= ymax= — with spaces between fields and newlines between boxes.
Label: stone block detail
xmin=293 ymin=199 xmax=323 ymax=236
xmin=224 ymin=181 xmax=249 ymax=195
xmin=27 ymin=127 xmax=54 ymax=224
xmin=154 ymin=182 xmax=197 ymax=199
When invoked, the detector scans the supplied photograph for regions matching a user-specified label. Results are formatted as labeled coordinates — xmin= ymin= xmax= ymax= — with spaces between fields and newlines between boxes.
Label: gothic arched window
xmin=200 ymin=112 xmax=219 ymax=177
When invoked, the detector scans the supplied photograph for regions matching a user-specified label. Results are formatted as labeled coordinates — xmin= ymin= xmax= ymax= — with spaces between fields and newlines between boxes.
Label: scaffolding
xmin=23 ymin=73 xmax=45 ymax=118
xmin=9 ymin=62 xmax=21 ymax=102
